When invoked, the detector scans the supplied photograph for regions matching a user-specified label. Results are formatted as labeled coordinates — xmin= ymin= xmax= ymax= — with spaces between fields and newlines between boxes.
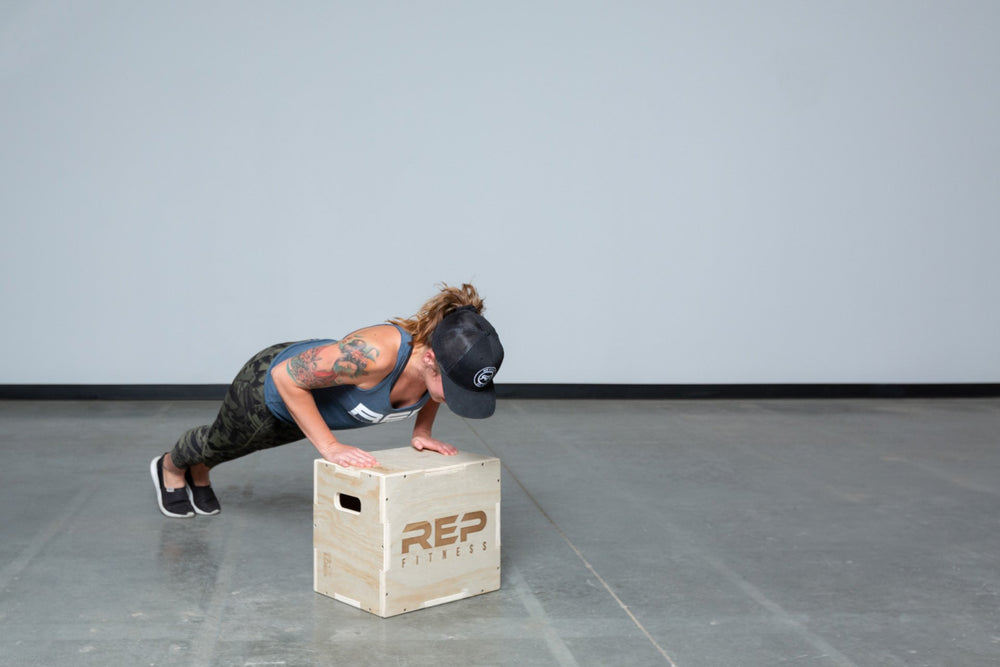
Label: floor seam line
xmin=187 ymin=457 xmax=259 ymax=667
xmin=468 ymin=422 xmax=679 ymax=667
xmin=506 ymin=562 xmax=581 ymax=667
xmin=0 ymin=482 xmax=100 ymax=595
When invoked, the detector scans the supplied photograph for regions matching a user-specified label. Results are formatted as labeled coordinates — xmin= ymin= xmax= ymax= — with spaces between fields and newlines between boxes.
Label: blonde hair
xmin=390 ymin=283 xmax=485 ymax=347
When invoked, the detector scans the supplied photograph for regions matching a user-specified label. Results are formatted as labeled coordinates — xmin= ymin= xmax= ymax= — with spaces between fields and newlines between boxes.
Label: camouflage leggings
xmin=170 ymin=343 xmax=306 ymax=469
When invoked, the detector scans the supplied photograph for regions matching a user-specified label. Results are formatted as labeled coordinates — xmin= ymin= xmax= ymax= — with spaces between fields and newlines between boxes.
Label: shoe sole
xmin=150 ymin=455 xmax=195 ymax=518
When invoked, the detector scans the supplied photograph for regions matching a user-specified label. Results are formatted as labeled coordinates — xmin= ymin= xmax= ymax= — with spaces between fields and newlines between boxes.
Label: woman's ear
xmin=423 ymin=349 xmax=438 ymax=368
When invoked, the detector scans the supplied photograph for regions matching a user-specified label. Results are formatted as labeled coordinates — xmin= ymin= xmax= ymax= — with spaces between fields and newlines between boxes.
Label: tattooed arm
xmin=270 ymin=331 xmax=392 ymax=468
xmin=282 ymin=336 xmax=382 ymax=388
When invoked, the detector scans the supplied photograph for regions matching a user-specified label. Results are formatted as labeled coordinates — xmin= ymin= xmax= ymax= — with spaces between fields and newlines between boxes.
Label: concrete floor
xmin=1 ymin=398 xmax=999 ymax=667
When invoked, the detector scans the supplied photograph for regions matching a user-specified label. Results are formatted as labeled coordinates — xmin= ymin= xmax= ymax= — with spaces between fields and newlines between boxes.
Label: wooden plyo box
xmin=313 ymin=447 xmax=501 ymax=617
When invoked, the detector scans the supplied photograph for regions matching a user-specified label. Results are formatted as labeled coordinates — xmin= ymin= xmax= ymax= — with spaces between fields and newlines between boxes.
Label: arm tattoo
xmin=333 ymin=336 xmax=380 ymax=379
xmin=285 ymin=337 xmax=380 ymax=389
xmin=285 ymin=348 xmax=335 ymax=389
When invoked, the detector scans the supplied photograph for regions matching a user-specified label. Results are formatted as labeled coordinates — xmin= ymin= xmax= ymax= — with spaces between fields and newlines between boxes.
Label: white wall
xmin=2 ymin=1 xmax=998 ymax=385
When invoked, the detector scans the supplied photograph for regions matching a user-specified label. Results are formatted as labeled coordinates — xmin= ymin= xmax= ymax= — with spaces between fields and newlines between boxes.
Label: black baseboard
xmin=498 ymin=383 xmax=1000 ymax=399
xmin=1 ymin=383 xmax=998 ymax=401
xmin=0 ymin=385 xmax=231 ymax=400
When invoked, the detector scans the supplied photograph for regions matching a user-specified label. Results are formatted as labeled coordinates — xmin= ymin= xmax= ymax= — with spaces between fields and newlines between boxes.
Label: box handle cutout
xmin=336 ymin=493 xmax=362 ymax=514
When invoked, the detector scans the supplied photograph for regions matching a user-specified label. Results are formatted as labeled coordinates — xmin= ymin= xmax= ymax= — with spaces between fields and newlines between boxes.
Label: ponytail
xmin=390 ymin=283 xmax=485 ymax=347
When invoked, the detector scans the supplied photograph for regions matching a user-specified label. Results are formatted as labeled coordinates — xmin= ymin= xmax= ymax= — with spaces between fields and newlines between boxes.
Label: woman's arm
xmin=410 ymin=400 xmax=457 ymax=456
xmin=270 ymin=333 xmax=387 ymax=467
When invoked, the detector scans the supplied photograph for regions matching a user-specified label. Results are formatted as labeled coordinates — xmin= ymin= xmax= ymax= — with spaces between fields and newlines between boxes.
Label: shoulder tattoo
xmin=333 ymin=336 xmax=380 ymax=379
xmin=285 ymin=337 xmax=380 ymax=389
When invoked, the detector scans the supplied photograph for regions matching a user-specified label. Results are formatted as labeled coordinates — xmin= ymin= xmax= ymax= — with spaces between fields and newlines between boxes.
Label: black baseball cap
xmin=431 ymin=306 xmax=504 ymax=419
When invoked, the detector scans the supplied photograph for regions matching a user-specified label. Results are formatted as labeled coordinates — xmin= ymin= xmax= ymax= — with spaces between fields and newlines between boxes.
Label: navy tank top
xmin=263 ymin=325 xmax=430 ymax=430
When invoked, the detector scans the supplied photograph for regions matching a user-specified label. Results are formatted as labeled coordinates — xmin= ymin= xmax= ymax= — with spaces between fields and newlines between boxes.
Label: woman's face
xmin=423 ymin=351 xmax=446 ymax=403
xmin=425 ymin=369 xmax=445 ymax=403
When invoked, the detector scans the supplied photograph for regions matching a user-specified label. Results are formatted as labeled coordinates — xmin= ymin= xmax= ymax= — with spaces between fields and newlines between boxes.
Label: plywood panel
xmin=314 ymin=448 xmax=501 ymax=617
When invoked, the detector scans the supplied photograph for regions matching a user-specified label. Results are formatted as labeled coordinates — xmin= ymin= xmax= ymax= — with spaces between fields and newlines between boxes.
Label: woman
xmin=150 ymin=283 xmax=504 ymax=518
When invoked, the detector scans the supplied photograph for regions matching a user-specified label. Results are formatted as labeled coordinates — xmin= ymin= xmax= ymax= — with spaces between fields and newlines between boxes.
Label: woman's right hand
xmin=318 ymin=441 xmax=379 ymax=468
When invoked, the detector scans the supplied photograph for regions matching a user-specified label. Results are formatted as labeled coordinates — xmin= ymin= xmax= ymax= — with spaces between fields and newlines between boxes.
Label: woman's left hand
xmin=411 ymin=436 xmax=458 ymax=456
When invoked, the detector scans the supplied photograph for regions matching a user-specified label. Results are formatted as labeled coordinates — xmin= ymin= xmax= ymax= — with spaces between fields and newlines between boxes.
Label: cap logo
xmin=473 ymin=367 xmax=496 ymax=388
